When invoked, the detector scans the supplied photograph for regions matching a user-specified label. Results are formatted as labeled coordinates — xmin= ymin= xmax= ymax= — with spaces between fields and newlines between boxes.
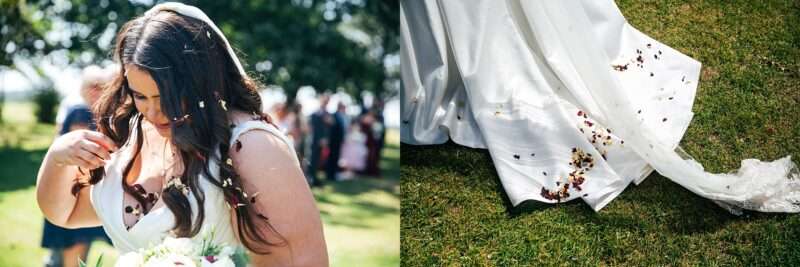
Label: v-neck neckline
xmin=116 ymin=124 xmax=172 ymax=233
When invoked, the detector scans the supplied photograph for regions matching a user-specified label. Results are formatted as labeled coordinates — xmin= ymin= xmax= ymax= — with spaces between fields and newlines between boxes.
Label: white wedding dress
xmin=90 ymin=119 xmax=292 ymax=253
xmin=400 ymin=0 xmax=800 ymax=213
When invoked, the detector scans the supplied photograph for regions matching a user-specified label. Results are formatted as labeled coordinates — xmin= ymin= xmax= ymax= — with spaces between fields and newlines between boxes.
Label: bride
xmin=36 ymin=2 xmax=327 ymax=266
xmin=401 ymin=0 xmax=800 ymax=214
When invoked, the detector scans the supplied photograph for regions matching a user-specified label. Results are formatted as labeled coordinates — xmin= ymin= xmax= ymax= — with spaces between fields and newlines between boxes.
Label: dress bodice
xmin=90 ymin=118 xmax=292 ymax=253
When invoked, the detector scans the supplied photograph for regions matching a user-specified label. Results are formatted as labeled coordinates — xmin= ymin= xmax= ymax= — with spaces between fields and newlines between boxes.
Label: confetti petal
xmin=235 ymin=140 xmax=243 ymax=152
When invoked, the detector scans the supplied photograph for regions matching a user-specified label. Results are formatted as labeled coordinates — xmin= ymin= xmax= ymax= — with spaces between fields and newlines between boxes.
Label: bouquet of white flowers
xmin=80 ymin=231 xmax=248 ymax=267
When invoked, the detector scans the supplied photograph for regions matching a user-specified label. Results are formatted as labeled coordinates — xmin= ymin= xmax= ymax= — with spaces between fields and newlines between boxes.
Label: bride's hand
xmin=50 ymin=130 xmax=118 ymax=170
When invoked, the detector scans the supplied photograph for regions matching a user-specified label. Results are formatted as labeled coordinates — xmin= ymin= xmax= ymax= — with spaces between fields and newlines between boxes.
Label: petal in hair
xmin=219 ymin=99 xmax=228 ymax=111
xmin=235 ymin=140 xmax=243 ymax=152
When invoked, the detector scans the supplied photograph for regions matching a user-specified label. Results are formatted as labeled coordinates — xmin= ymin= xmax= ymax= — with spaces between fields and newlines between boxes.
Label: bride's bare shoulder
xmin=227 ymin=109 xmax=298 ymax=172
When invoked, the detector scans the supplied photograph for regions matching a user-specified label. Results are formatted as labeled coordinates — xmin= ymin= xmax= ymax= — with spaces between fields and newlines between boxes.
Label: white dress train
xmin=400 ymin=0 xmax=800 ymax=213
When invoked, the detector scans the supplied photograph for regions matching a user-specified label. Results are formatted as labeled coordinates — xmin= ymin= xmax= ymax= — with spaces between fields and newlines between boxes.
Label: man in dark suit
xmin=325 ymin=102 xmax=347 ymax=181
xmin=307 ymin=95 xmax=331 ymax=186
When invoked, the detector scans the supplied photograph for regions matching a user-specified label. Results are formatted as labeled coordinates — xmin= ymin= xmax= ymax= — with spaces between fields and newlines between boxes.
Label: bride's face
xmin=126 ymin=65 xmax=171 ymax=137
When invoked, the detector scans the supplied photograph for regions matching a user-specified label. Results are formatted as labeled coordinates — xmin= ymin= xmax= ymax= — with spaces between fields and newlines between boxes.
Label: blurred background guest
xmin=339 ymin=120 xmax=368 ymax=179
xmin=325 ymin=102 xmax=347 ymax=181
xmin=359 ymin=103 xmax=384 ymax=177
xmin=307 ymin=94 xmax=331 ymax=186
xmin=40 ymin=65 xmax=113 ymax=267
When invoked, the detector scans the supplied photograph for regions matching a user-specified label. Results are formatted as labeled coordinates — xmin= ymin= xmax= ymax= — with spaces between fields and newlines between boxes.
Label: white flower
xmin=162 ymin=236 xmax=196 ymax=256
xmin=143 ymin=253 xmax=197 ymax=267
xmin=114 ymin=251 xmax=144 ymax=267
xmin=109 ymin=229 xmax=246 ymax=267
xmin=200 ymin=255 xmax=235 ymax=267
xmin=218 ymin=246 xmax=234 ymax=258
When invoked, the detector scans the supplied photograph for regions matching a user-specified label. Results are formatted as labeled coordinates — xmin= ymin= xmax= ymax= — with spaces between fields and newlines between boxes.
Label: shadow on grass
xmin=0 ymin=146 xmax=47 ymax=193
xmin=378 ymin=142 xmax=401 ymax=181
xmin=322 ymin=176 xmax=398 ymax=196
xmin=403 ymin=141 xmax=794 ymax=235
xmin=315 ymin=179 xmax=400 ymax=229
xmin=314 ymin=142 xmax=400 ymax=229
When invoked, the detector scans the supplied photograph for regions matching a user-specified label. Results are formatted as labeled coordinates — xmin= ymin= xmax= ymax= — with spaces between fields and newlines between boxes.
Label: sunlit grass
xmin=402 ymin=0 xmax=800 ymax=265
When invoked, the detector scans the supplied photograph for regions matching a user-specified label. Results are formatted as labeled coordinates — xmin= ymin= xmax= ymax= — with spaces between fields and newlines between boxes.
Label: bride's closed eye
xmin=129 ymin=88 xmax=158 ymax=101
xmin=132 ymin=92 xmax=147 ymax=100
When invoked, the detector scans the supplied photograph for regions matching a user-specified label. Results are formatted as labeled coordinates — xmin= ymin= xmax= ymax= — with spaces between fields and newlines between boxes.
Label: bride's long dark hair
xmin=75 ymin=10 xmax=285 ymax=254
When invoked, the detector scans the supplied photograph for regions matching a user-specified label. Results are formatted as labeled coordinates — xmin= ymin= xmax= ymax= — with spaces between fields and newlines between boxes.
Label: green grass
xmin=0 ymin=101 xmax=399 ymax=267
xmin=320 ymin=130 xmax=400 ymax=267
xmin=0 ymin=102 xmax=116 ymax=267
xmin=401 ymin=1 xmax=800 ymax=265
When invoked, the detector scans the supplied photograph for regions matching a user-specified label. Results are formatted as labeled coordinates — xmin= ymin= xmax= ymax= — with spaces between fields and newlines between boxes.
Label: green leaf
xmin=96 ymin=254 xmax=104 ymax=267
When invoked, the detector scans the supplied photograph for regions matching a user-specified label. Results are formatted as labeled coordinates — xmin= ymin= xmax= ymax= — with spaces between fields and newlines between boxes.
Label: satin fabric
xmin=400 ymin=0 xmax=800 ymax=213
xmin=90 ymin=120 xmax=292 ymax=253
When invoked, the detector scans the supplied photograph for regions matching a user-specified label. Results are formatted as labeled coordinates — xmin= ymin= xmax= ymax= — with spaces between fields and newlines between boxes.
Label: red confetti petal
xmin=235 ymin=140 xmax=243 ymax=152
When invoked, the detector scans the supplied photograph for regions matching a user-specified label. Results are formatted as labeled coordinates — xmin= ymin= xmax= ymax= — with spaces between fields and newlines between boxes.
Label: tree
xmin=2 ymin=0 xmax=400 ymax=107
xmin=0 ymin=0 xmax=58 ymax=123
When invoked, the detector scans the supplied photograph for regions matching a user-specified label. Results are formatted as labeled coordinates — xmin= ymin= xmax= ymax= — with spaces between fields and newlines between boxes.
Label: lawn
xmin=0 ymin=101 xmax=399 ymax=267
xmin=402 ymin=1 xmax=800 ymax=266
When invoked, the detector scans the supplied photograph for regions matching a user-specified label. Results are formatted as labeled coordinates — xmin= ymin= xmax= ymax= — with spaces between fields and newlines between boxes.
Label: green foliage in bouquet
xmin=78 ymin=253 xmax=104 ymax=267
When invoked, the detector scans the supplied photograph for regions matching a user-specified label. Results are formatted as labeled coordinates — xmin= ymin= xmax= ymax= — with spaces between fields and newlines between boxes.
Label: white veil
xmin=144 ymin=2 xmax=247 ymax=77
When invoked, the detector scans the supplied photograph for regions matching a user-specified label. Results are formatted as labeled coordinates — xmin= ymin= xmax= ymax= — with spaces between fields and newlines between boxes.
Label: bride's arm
xmin=229 ymin=129 xmax=329 ymax=267
xmin=36 ymin=130 xmax=116 ymax=228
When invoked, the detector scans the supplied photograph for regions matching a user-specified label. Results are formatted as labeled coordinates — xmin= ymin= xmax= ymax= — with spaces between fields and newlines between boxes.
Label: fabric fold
xmin=401 ymin=0 xmax=800 ymax=213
